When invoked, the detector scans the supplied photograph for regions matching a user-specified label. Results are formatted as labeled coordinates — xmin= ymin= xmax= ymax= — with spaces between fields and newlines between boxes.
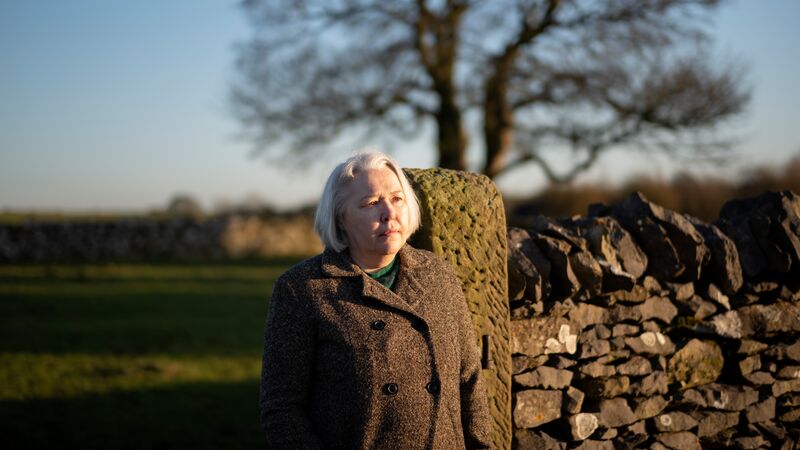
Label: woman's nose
xmin=381 ymin=200 xmax=396 ymax=221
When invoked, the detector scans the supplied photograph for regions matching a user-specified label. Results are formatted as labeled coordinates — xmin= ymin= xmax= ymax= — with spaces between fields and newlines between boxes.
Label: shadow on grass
xmin=0 ymin=291 xmax=271 ymax=356
xmin=0 ymin=379 xmax=264 ymax=450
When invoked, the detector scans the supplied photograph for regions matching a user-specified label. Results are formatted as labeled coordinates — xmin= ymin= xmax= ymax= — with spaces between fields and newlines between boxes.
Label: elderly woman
xmin=259 ymin=151 xmax=492 ymax=449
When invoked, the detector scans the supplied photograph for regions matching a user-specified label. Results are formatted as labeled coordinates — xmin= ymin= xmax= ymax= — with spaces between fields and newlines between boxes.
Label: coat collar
xmin=320 ymin=244 xmax=428 ymax=278
xmin=320 ymin=245 xmax=431 ymax=314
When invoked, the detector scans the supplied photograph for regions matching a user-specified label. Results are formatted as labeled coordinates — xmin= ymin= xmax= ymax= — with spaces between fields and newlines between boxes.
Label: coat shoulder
xmin=275 ymin=253 xmax=326 ymax=288
xmin=404 ymin=246 xmax=457 ymax=276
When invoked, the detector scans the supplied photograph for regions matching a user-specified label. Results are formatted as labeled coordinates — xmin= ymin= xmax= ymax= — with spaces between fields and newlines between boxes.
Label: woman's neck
xmin=350 ymin=252 xmax=397 ymax=273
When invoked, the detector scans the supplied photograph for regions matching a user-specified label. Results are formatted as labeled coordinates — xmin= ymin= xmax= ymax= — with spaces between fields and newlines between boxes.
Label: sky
xmin=1 ymin=0 xmax=798 ymax=212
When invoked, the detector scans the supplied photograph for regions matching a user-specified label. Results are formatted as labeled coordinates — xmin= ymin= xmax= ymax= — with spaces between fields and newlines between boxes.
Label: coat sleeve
xmin=454 ymin=287 xmax=493 ymax=450
xmin=259 ymin=276 xmax=325 ymax=450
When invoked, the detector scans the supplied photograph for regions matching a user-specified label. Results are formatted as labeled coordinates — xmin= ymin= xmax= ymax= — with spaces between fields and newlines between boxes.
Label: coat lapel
xmin=319 ymin=246 xmax=431 ymax=317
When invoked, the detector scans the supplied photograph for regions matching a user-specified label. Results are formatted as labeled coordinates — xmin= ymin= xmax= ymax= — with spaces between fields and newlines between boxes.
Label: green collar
xmin=367 ymin=257 xmax=399 ymax=289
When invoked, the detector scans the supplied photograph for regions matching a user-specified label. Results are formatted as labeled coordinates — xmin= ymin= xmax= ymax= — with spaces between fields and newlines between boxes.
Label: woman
xmin=259 ymin=151 xmax=492 ymax=449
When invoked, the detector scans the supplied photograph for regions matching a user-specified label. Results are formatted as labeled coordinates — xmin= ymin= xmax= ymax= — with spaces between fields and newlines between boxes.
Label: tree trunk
xmin=482 ymin=62 xmax=514 ymax=179
xmin=436 ymin=91 xmax=467 ymax=171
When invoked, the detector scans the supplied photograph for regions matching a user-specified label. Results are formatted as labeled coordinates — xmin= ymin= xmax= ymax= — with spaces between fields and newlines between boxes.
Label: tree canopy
xmin=231 ymin=0 xmax=750 ymax=183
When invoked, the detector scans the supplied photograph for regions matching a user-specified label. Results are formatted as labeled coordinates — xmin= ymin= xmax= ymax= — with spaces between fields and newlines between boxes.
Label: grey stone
xmin=512 ymin=317 xmax=576 ymax=357
xmin=637 ymin=296 xmax=678 ymax=324
xmin=674 ymin=294 xmax=718 ymax=320
xmin=691 ymin=410 xmax=740 ymax=437
xmin=597 ymin=397 xmax=637 ymax=428
xmin=513 ymin=389 xmax=562 ymax=428
xmin=746 ymin=396 xmax=776 ymax=423
xmin=743 ymin=371 xmax=775 ymax=385
xmin=691 ymin=219 xmax=744 ymax=295
xmin=777 ymin=365 xmax=800 ymax=380
xmin=548 ymin=355 xmax=577 ymax=369
xmin=779 ymin=407 xmax=800 ymax=422
xmin=737 ymin=302 xmax=800 ymax=337
xmin=696 ymin=383 xmax=759 ymax=411
xmin=733 ymin=435 xmax=770 ymax=449
xmin=772 ymin=378 xmax=800 ymax=397
xmin=667 ymin=338 xmax=724 ymax=388
xmin=643 ymin=275 xmax=662 ymax=293
xmin=708 ymin=310 xmax=743 ymax=338
xmin=580 ymin=361 xmax=616 ymax=378
xmin=765 ymin=340 xmax=800 ymax=362
xmin=612 ymin=324 xmax=640 ymax=337
xmin=718 ymin=190 xmax=800 ymax=277
xmin=514 ymin=366 xmax=573 ymax=389
xmin=612 ymin=192 xmax=709 ymax=280
xmin=530 ymin=215 xmax=588 ymax=250
xmin=513 ymin=429 xmax=565 ymax=450
xmin=653 ymin=411 xmax=698 ymax=432
xmin=625 ymin=419 xmax=647 ymax=435
xmin=595 ymin=350 xmax=631 ymax=365
xmin=564 ymin=386 xmax=585 ymax=414
xmin=578 ymin=338 xmax=611 ymax=360
xmin=706 ymin=282 xmax=732 ymax=310
xmin=668 ymin=281 xmax=695 ymax=301
xmin=569 ymin=251 xmax=603 ymax=298
xmin=580 ymin=376 xmax=630 ymax=398
xmin=512 ymin=354 xmax=549 ymax=374
xmin=739 ymin=355 xmax=761 ymax=376
xmin=624 ymin=331 xmax=676 ymax=355
xmin=532 ymin=234 xmax=580 ymax=299
xmin=676 ymin=388 xmax=707 ymax=408
xmin=611 ymin=193 xmax=683 ymax=280
xmin=616 ymin=356 xmax=653 ymax=376
xmin=631 ymin=371 xmax=669 ymax=396
xmin=572 ymin=439 xmax=615 ymax=450
xmin=573 ymin=215 xmax=648 ymax=281
xmin=507 ymin=227 xmax=548 ymax=303
xmin=739 ymin=339 xmax=768 ymax=355
xmin=570 ymin=413 xmax=599 ymax=441
xmin=633 ymin=395 xmax=668 ymax=420
xmin=569 ymin=303 xmax=609 ymax=331
xmin=656 ymin=431 xmax=702 ymax=450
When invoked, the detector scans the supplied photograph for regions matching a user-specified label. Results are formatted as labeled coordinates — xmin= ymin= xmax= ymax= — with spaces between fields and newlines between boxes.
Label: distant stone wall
xmin=0 ymin=215 xmax=322 ymax=263
xmin=508 ymin=190 xmax=800 ymax=449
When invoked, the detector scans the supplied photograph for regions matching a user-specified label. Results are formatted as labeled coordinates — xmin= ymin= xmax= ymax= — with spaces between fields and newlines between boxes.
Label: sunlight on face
xmin=341 ymin=166 xmax=409 ymax=271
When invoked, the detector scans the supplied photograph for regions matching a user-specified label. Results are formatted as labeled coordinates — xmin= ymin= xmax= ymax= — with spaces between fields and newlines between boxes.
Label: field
xmin=0 ymin=260 xmax=298 ymax=450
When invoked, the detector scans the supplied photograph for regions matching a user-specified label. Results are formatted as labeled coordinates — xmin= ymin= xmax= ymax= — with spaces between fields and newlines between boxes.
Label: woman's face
xmin=341 ymin=166 xmax=409 ymax=270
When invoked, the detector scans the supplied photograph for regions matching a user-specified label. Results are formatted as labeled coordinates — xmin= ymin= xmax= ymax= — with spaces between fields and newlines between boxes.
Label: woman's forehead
xmin=351 ymin=167 xmax=402 ymax=193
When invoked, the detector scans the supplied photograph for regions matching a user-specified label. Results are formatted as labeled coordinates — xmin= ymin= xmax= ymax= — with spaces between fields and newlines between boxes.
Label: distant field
xmin=0 ymin=260 xmax=298 ymax=450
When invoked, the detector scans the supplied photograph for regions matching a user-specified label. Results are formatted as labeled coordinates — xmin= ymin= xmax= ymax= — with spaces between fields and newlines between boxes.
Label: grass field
xmin=0 ymin=260 xmax=298 ymax=450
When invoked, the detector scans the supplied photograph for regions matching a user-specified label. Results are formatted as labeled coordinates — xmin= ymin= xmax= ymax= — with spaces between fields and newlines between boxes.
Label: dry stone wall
xmin=508 ymin=190 xmax=800 ymax=450
xmin=0 ymin=215 xmax=322 ymax=262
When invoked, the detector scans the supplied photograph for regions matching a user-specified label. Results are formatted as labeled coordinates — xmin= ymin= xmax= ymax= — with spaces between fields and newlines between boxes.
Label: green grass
xmin=0 ymin=260 xmax=298 ymax=450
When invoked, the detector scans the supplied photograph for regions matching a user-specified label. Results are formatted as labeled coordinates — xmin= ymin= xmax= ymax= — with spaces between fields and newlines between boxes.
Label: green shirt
xmin=366 ymin=257 xmax=399 ymax=290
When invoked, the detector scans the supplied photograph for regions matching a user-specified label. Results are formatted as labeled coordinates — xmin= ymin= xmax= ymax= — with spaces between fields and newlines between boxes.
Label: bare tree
xmin=231 ymin=0 xmax=749 ymax=183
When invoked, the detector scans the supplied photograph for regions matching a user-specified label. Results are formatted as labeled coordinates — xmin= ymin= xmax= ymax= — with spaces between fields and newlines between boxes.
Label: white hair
xmin=314 ymin=150 xmax=421 ymax=252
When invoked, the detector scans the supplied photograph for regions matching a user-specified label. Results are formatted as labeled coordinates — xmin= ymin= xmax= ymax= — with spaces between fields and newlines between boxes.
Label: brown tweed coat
xmin=259 ymin=244 xmax=492 ymax=450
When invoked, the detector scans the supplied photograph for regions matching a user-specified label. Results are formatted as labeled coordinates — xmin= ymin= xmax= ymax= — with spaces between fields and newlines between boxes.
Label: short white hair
xmin=314 ymin=150 xmax=421 ymax=252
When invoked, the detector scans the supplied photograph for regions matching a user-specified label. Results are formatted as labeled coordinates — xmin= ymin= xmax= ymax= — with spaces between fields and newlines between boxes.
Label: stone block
xmin=667 ymin=338 xmax=724 ymax=388
xmin=513 ymin=389 xmax=562 ymax=428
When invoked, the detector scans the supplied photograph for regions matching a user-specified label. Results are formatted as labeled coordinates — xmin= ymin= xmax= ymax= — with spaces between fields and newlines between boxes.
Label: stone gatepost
xmin=405 ymin=168 xmax=512 ymax=450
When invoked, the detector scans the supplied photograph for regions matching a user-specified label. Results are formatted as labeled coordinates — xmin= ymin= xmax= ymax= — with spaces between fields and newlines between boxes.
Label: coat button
xmin=371 ymin=320 xmax=386 ymax=330
xmin=383 ymin=383 xmax=399 ymax=395
xmin=426 ymin=381 xmax=440 ymax=395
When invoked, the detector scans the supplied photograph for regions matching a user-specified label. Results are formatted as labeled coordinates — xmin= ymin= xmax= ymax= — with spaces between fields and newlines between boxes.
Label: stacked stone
xmin=0 ymin=215 xmax=322 ymax=262
xmin=508 ymin=190 xmax=800 ymax=449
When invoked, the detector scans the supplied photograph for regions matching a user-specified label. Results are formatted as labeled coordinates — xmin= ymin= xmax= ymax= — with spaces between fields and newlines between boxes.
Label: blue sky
xmin=1 ymin=0 xmax=798 ymax=212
